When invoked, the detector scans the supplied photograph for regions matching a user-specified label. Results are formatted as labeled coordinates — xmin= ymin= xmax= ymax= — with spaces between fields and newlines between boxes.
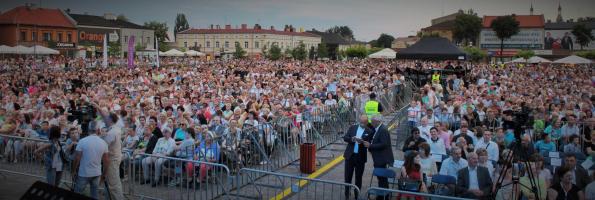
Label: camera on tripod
xmin=68 ymin=101 xmax=97 ymax=137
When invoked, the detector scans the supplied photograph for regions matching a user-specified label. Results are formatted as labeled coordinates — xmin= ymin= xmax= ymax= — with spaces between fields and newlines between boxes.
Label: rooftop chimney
xmin=216 ymin=25 xmax=220 ymax=29
xmin=241 ymin=24 xmax=247 ymax=29
xmin=104 ymin=13 xmax=116 ymax=20
xmin=225 ymin=24 xmax=231 ymax=29
xmin=210 ymin=24 xmax=214 ymax=29
xmin=270 ymin=26 xmax=275 ymax=30
xmin=254 ymin=24 xmax=261 ymax=30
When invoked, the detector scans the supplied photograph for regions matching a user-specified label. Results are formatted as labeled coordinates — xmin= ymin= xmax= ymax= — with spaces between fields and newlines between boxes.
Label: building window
xmin=147 ymin=37 xmax=150 ymax=44
xmin=124 ymin=36 xmax=128 ymax=43
xmin=194 ymin=42 xmax=197 ymax=47
xmin=255 ymin=41 xmax=259 ymax=48
xmin=20 ymin=31 xmax=26 ymax=41
xmin=31 ymin=32 xmax=37 ymax=41
xmin=234 ymin=41 xmax=239 ymax=47
xmin=225 ymin=41 xmax=229 ymax=48
xmin=244 ymin=41 xmax=248 ymax=48
xmin=216 ymin=41 xmax=220 ymax=48
xmin=67 ymin=32 xmax=72 ymax=42
xmin=43 ymin=32 xmax=51 ymax=41
xmin=184 ymin=42 xmax=187 ymax=47
xmin=57 ymin=32 xmax=63 ymax=42
xmin=207 ymin=41 xmax=211 ymax=48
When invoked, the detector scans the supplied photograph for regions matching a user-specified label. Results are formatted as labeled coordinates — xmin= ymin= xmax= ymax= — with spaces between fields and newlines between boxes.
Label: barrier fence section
xmin=366 ymin=187 xmax=475 ymax=200
xmin=234 ymin=168 xmax=361 ymax=200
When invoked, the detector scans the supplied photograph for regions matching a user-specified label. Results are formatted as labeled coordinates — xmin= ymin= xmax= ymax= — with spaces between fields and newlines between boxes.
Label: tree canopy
xmin=144 ymin=21 xmax=170 ymax=51
xmin=453 ymin=9 xmax=482 ymax=46
xmin=572 ymin=23 xmax=595 ymax=50
xmin=326 ymin=26 xmax=355 ymax=41
xmin=268 ymin=44 xmax=282 ymax=60
xmin=372 ymin=33 xmax=395 ymax=48
xmin=174 ymin=13 xmax=190 ymax=41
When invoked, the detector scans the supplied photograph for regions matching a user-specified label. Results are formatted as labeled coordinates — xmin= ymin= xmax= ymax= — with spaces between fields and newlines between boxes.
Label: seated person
xmin=402 ymin=127 xmax=426 ymax=152
xmin=563 ymin=135 xmax=582 ymax=155
xmin=439 ymin=147 xmax=468 ymax=181
xmin=455 ymin=152 xmax=492 ymax=199
xmin=548 ymin=165 xmax=585 ymax=200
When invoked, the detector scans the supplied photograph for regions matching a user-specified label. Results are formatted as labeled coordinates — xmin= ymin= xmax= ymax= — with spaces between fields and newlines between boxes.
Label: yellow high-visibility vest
xmin=364 ymin=100 xmax=380 ymax=121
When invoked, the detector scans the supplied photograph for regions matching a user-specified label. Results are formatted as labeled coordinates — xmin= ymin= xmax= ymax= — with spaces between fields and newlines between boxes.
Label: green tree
xmin=368 ymin=47 xmax=383 ymax=55
xmin=317 ymin=43 xmax=329 ymax=58
xmin=174 ymin=13 xmax=190 ymax=41
xmin=453 ymin=9 xmax=482 ymax=46
xmin=261 ymin=45 xmax=268 ymax=58
xmin=576 ymin=50 xmax=595 ymax=59
xmin=108 ymin=42 xmax=121 ymax=57
xmin=144 ymin=21 xmax=170 ymax=52
xmin=135 ymin=43 xmax=145 ymax=51
xmin=284 ymin=48 xmax=292 ymax=58
xmin=490 ymin=15 xmax=520 ymax=62
xmin=572 ymin=23 xmax=595 ymax=50
xmin=463 ymin=46 xmax=486 ymax=62
xmin=309 ymin=46 xmax=316 ymax=60
xmin=374 ymin=33 xmax=395 ymax=48
xmin=117 ymin=14 xmax=129 ymax=22
xmin=345 ymin=46 xmax=368 ymax=58
xmin=326 ymin=26 xmax=355 ymax=41
xmin=291 ymin=42 xmax=307 ymax=60
xmin=234 ymin=43 xmax=246 ymax=58
xmin=268 ymin=44 xmax=282 ymax=60
xmin=515 ymin=49 xmax=535 ymax=59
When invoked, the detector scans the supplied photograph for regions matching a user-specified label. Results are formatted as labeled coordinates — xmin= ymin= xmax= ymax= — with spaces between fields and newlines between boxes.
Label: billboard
xmin=480 ymin=28 xmax=544 ymax=49
xmin=544 ymin=30 xmax=595 ymax=50
xmin=78 ymin=27 xmax=120 ymax=46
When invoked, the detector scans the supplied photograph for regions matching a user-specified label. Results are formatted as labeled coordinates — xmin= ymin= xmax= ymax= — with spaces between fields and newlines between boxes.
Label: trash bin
xmin=300 ymin=143 xmax=316 ymax=174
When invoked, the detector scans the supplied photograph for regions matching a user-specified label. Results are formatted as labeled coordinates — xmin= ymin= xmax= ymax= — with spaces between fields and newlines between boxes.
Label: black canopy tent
xmin=396 ymin=37 xmax=466 ymax=60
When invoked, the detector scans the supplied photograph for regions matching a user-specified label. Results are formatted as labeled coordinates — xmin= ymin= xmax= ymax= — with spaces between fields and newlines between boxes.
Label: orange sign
xmin=79 ymin=31 xmax=105 ymax=42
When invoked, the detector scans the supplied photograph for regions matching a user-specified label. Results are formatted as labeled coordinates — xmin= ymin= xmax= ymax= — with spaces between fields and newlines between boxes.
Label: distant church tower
xmin=556 ymin=2 xmax=563 ymax=22
xmin=530 ymin=2 xmax=534 ymax=15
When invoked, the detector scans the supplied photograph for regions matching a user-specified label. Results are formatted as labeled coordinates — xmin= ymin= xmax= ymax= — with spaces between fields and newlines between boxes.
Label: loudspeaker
xmin=20 ymin=181 xmax=94 ymax=200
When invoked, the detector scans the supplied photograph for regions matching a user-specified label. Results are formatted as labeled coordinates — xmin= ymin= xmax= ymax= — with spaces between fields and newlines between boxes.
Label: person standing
xmin=343 ymin=115 xmax=373 ymax=199
xmin=34 ymin=126 xmax=66 ymax=186
xmin=73 ymin=121 xmax=109 ymax=199
xmin=100 ymin=113 xmax=124 ymax=200
xmin=364 ymin=93 xmax=383 ymax=122
xmin=364 ymin=115 xmax=394 ymax=200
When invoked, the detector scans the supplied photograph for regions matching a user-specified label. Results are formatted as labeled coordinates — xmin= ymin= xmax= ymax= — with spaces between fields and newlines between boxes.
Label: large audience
xmin=0 ymin=56 xmax=593 ymax=199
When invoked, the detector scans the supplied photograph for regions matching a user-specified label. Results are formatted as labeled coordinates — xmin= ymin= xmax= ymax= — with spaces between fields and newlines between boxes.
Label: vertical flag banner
xmin=156 ymin=37 xmax=160 ymax=68
xmin=128 ymin=36 xmax=135 ymax=69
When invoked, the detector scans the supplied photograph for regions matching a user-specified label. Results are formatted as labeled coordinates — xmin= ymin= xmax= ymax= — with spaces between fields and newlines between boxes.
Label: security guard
xmin=431 ymin=71 xmax=440 ymax=85
xmin=364 ymin=93 xmax=383 ymax=122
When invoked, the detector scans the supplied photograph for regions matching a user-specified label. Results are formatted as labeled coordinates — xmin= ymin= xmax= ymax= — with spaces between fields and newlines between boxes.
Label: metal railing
xmin=234 ymin=168 xmax=361 ymax=200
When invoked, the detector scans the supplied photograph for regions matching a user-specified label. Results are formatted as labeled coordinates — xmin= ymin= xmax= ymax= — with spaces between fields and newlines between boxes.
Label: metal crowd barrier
xmin=365 ymin=187 xmax=475 ymax=200
xmin=234 ymin=168 xmax=361 ymax=200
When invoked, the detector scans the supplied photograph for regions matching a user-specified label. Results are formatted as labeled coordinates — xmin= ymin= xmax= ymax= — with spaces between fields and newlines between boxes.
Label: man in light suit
xmin=455 ymin=152 xmax=493 ymax=200
xmin=343 ymin=115 xmax=374 ymax=199
xmin=364 ymin=115 xmax=394 ymax=200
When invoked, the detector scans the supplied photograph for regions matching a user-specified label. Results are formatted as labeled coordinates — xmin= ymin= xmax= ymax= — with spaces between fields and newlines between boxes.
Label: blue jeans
xmin=45 ymin=167 xmax=63 ymax=186
xmin=75 ymin=175 xmax=100 ymax=199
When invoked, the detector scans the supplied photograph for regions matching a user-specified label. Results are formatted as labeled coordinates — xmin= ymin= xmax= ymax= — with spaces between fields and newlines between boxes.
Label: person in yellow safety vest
xmin=364 ymin=93 xmax=383 ymax=122
xmin=431 ymin=71 xmax=440 ymax=85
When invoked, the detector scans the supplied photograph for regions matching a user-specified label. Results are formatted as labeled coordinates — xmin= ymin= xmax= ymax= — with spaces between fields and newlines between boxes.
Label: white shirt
xmin=102 ymin=126 xmax=122 ymax=161
xmin=468 ymin=166 xmax=480 ymax=190
xmin=76 ymin=134 xmax=108 ymax=177
xmin=428 ymin=138 xmax=447 ymax=155
xmin=417 ymin=125 xmax=433 ymax=141
xmin=475 ymin=139 xmax=499 ymax=162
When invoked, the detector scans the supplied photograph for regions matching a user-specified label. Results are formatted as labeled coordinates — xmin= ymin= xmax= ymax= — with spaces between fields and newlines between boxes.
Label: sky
xmin=1 ymin=0 xmax=594 ymax=41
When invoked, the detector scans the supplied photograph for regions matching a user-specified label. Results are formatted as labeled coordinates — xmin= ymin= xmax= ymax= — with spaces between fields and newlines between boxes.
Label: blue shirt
xmin=534 ymin=140 xmax=556 ymax=157
xmin=439 ymin=157 xmax=468 ymax=180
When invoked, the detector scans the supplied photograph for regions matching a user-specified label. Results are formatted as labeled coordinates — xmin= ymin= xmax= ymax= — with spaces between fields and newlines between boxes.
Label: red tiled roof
xmin=178 ymin=28 xmax=320 ymax=37
xmin=483 ymin=15 xmax=544 ymax=28
xmin=0 ymin=6 xmax=75 ymax=28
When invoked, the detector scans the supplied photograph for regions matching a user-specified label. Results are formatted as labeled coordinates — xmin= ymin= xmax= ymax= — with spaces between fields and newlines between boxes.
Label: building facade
xmin=0 ymin=5 xmax=78 ymax=56
xmin=69 ymin=13 xmax=154 ymax=58
xmin=177 ymin=24 xmax=321 ymax=56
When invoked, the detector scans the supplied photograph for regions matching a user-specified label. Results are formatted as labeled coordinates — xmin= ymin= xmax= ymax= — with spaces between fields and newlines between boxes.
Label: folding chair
xmin=367 ymin=168 xmax=396 ymax=200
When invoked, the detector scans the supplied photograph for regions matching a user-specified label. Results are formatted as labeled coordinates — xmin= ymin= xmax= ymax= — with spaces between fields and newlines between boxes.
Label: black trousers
xmin=375 ymin=164 xmax=389 ymax=200
xmin=344 ymin=155 xmax=365 ymax=198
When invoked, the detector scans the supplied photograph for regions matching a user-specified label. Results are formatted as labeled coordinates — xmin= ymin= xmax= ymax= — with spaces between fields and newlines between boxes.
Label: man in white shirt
xmin=417 ymin=117 xmax=433 ymax=142
xmin=474 ymin=131 xmax=499 ymax=163
xmin=439 ymin=147 xmax=468 ymax=180
xmin=74 ymin=121 xmax=109 ymax=199
xmin=101 ymin=113 xmax=124 ymax=200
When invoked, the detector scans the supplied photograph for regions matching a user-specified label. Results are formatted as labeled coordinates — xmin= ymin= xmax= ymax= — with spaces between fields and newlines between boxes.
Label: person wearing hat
xmin=364 ymin=93 xmax=383 ymax=123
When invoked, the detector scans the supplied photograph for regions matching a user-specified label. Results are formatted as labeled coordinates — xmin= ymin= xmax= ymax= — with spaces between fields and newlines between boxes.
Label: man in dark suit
xmin=456 ymin=152 xmax=493 ymax=199
xmin=544 ymin=32 xmax=555 ymax=49
xmin=364 ymin=115 xmax=394 ymax=200
xmin=553 ymin=154 xmax=591 ymax=190
xmin=561 ymin=32 xmax=574 ymax=50
xmin=343 ymin=115 xmax=373 ymax=199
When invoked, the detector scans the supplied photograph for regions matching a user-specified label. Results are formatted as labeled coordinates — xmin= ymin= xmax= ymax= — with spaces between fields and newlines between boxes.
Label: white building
xmin=176 ymin=24 xmax=321 ymax=56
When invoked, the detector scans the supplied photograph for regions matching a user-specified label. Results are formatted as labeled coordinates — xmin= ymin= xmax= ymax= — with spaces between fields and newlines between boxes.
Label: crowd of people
xmin=400 ymin=63 xmax=595 ymax=199
xmin=0 ymin=57 xmax=409 ymax=199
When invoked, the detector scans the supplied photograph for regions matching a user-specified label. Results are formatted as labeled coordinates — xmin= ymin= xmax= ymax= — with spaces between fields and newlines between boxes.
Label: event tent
xmin=506 ymin=57 xmax=527 ymax=63
xmin=553 ymin=55 xmax=592 ymax=64
xmin=368 ymin=48 xmax=396 ymax=59
xmin=527 ymin=56 xmax=550 ymax=63
xmin=396 ymin=37 xmax=466 ymax=60
xmin=13 ymin=45 xmax=33 ymax=54
xmin=31 ymin=45 xmax=59 ymax=55
xmin=185 ymin=50 xmax=205 ymax=57
xmin=0 ymin=45 xmax=15 ymax=54
xmin=160 ymin=49 xmax=184 ymax=56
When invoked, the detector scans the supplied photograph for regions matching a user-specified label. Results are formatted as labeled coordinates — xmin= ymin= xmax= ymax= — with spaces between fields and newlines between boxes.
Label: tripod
xmin=493 ymin=139 xmax=541 ymax=200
